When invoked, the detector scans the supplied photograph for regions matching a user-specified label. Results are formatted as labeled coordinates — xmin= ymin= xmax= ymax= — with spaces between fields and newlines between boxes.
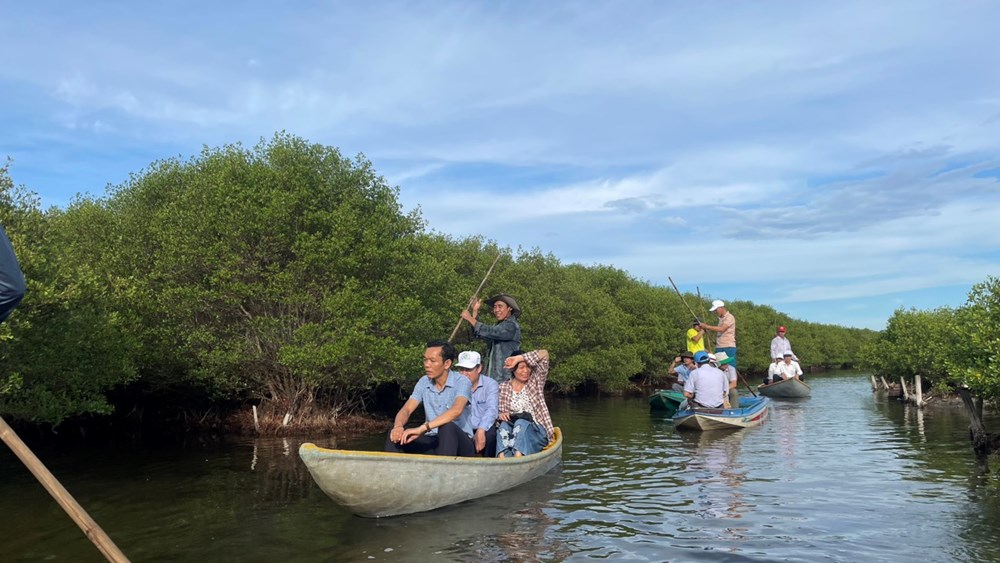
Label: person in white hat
xmin=767 ymin=352 xmax=784 ymax=384
xmin=455 ymin=350 xmax=499 ymax=456
xmin=460 ymin=293 xmax=522 ymax=383
xmin=698 ymin=299 xmax=737 ymax=369
xmin=778 ymin=351 xmax=804 ymax=382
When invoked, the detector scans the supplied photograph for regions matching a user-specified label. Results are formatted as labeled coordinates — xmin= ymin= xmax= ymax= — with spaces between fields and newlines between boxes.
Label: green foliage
xmin=859 ymin=277 xmax=1000 ymax=403
xmin=859 ymin=307 xmax=958 ymax=380
xmin=0 ymin=137 xmax=881 ymax=425
xmin=950 ymin=277 xmax=1000 ymax=398
xmin=0 ymin=164 xmax=139 ymax=425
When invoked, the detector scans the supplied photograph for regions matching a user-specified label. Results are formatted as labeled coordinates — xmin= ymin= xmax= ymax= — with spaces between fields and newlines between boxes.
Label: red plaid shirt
xmin=498 ymin=350 xmax=554 ymax=440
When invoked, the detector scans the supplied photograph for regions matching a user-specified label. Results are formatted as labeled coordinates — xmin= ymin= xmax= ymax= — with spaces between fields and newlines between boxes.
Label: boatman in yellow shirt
xmin=686 ymin=320 xmax=706 ymax=354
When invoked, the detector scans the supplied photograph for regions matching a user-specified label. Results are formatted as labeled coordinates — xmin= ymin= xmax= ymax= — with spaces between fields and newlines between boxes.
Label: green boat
xmin=649 ymin=389 xmax=685 ymax=416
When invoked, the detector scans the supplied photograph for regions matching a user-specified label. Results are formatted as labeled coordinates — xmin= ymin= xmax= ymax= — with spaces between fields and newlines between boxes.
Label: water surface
xmin=2 ymin=371 xmax=999 ymax=561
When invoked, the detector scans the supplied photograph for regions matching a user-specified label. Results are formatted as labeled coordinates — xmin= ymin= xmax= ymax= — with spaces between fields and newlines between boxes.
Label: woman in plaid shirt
xmin=496 ymin=349 xmax=554 ymax=458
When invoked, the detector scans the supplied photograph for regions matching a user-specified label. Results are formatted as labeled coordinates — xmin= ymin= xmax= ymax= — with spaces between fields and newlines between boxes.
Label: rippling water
xmin=2 ymin=371 xmax=1000 ymax=562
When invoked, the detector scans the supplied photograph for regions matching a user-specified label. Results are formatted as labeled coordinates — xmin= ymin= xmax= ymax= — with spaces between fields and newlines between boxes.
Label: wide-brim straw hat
xmin=485 ymin=293 xmax=521 ymax=318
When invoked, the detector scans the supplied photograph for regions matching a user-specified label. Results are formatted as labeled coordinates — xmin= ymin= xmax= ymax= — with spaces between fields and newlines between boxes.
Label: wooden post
xmin=252 ymin=405 xmax=260 ymax=432
xmin=900 ymin=377 xmax=909 ymax=401
xmin=282 ymin=413 xmax=292 ymax=426
xmin=914 ymin=374 xmax=924 ymax=407
xmin=0 ymin=417 xmax=129 ymax=562
xmin=870 ymin=375 xmax=877 ymax=391
xmin=880 ymin=376 xmax=890 ymax=391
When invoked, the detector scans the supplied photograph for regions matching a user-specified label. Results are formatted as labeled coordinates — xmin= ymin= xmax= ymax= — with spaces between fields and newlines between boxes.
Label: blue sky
xmin=2 ymin=1 xmax=998 ymax=329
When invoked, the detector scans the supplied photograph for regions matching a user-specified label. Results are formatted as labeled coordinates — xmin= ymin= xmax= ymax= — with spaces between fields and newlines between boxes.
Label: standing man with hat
xmin=699 ymin=299 xmax=737 ymax=369
xmin=455 ymin=350 xmax=499 ymax=456
xmin=461 ymin=293 xmax=522 ymax=383
xmin=770 ymin=326 xmax=797 ymax=362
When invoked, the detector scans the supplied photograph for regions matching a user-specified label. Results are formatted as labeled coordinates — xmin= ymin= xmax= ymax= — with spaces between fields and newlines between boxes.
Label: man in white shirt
xmin=683 ymin=351 xmax=729 ymax=409
xmin=777 ymin=352 xmax=804 ymax=381
xmin=770 ymin=326 xmax=796 ymax=361
xmin=766 ymin=353 xmax=784 ymax=384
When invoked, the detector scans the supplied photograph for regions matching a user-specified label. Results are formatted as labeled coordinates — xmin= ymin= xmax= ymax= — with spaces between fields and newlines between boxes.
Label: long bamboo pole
xmin=669 ymin=277 xmax=756 ymax=397
xmin=694 ymin=285 xmax=715 ymax=350
xmin=0 ymin=417 xmax=129 ymax=562
xmin=448 ymin=253 xmax=502 ymax=342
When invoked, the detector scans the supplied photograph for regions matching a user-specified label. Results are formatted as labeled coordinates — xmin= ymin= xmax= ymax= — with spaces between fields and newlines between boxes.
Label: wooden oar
xmin=448 ymin=253 xmax=502 ymax=342
xmin=0 ymin=417 xmax=129 ymax=562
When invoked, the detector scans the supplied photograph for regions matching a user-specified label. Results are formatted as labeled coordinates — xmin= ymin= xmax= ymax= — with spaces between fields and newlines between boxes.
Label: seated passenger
xmin=385 ymin=340 xmax=475 ymax=457
xmin=778 ymin=352 xmax=804 ymax=381
xmin=718 ymin=353 xmax=739 ymax=408
xmin=766 ymin=353 xmax=784 ymax=384
xmin=669 ymin=351 xmax=696 ymax=392
xmin=455 ymin=350 xmax=499 ymax=456
xmin=683 ymin=351 xmax=728 ymax=409
xmin=496 ymin=350 xmax=554 ymax=458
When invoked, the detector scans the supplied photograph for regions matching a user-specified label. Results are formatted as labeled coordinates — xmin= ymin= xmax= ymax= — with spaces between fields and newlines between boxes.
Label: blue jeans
xmin=497 ymin=419 xmax=548 ymax=457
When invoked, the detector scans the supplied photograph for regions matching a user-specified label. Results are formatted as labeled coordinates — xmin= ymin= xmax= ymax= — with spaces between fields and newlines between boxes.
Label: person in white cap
xmin=766 ymin=352 xmax=784 ymax=384
xmin=699 ymin=299 xmax=737 ymax=369
xmin=777 ymin=351 xmax=804 ymax=381
xmin=461 ymin=293 xmax=522 ymax=383
xmin=455 ymin=350 xmax=499 ymax=456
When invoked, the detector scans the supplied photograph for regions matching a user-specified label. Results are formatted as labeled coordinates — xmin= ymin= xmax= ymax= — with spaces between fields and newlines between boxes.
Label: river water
xmin=2 ymin=371 xmax=1000 ymax=562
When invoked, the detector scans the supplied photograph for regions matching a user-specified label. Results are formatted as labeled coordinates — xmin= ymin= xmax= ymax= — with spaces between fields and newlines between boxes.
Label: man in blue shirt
xmin=385 ymin=340 xmax=475 ymax=456
xmin=669 ymin=351 xmax=695 ymax=392
xmin=455 ymin=350 xmax=499 ymax=456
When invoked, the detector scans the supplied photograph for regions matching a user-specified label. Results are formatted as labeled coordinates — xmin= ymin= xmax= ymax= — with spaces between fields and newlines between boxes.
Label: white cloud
xmin=3 ymin=0 xmax=1000 ymax=329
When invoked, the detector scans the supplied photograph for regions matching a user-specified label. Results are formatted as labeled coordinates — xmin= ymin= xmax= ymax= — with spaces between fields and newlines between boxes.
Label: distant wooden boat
xmin=299 ymin=427 xmax=563 ymax=517
xmin=758 ymin=377 xmax=811 ymax=398
xmin=673 ymin=396 xmax=770 ymax=431
xmin=649 ymin=389 xmax=685 ymax=416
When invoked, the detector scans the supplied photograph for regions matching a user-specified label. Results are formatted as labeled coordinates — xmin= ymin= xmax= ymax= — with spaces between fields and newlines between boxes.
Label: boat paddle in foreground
xmin=300 ymin=427 xmax=563 ymax=517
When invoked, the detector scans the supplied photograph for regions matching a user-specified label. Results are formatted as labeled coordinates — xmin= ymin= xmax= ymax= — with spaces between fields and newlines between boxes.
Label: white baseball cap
xmin=709 ymin=299 xmax=725 ymax=312
xmin=455 ymin=351 xmax=481 ymax=369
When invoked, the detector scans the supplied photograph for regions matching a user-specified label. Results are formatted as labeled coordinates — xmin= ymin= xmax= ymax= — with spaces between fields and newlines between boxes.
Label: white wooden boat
xmin=758 ymin=377 xmax=811 ymax=398
xmin=673 ymin=396 xmax=770 ymax=431
xmin=299 ymin=427 xmax=563 ymax=517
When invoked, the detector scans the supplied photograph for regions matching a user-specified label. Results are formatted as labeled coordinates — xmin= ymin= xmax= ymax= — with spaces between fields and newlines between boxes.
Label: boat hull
xmin=673 ymin=396 xmax=770 ymax=431
xmin=758 ymin=377 xmax=811 ymax=398
xmin=649 ymin=389 xmax=685 ymax=416
xmin=299 ymin=427 xmax=563 ymax=517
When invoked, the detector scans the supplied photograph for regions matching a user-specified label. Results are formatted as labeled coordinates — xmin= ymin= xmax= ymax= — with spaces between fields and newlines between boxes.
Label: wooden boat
xmin=758 ymin=377 xmax=811 ymax=398
xmin=672 ymin=396 xmax=770 ymax=431
xmin=299 ymin=427 xmax=563 ymax=517
xmin=649 ymin=389 xmax=685 ymax=416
